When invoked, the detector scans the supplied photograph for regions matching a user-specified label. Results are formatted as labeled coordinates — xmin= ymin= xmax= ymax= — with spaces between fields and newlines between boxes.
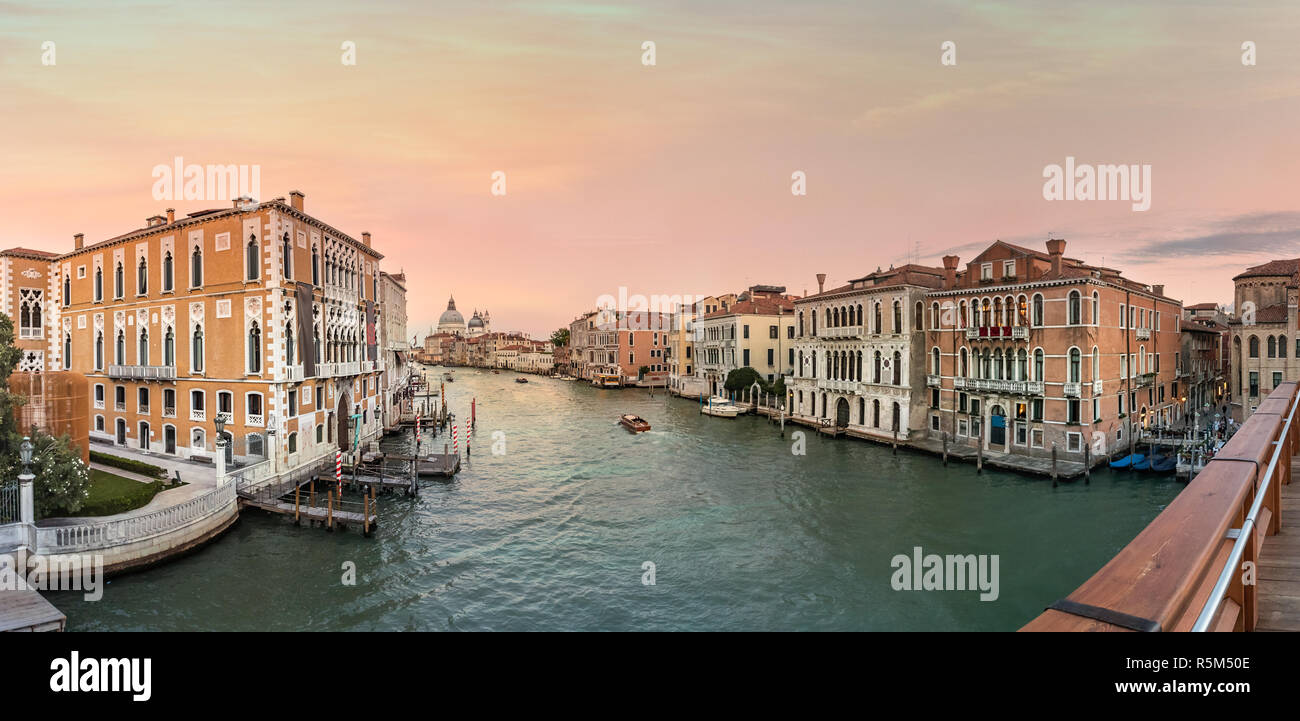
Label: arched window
xmin=286 ymin=320 xmax=295 ymax=365
xmin=114 ymin=262 xmax=123 ymax=298
xmin=932 ymin=347 xmax=941 ymax=375
xmin=164 ymin=327 xmax=175 ymax=366
xmin=1267 ymin=336 xmax=1276 ymax=358
xmin=873 ymin=399 xmax=881 ymax=428
xmin=1249 ymin=335 xmax=1259 ymax=358
xmin=914 ymin=301 xmax=923 ymax=330
xmin=857 ymin=350 xmax=863 ymax=381
xmin=191 ymin=245 xmax=203 ymax=287
xmin=192 ymin=325 xmax=204 ymax=372
xmin=1069 ymin=347 xmax=1081 ymax=383
xmin=248 ymin=321 xmax=262 ymax=373
xmin=958 ymin=300 xmax=967 ymax=328
xmin=892 ymin=350 xmax=901 ymax=385
xmin=115 ymin=330 xmax=125 ymax=364
xmin=246 ymin=235 xmax=260 ymax=281
xmin=1091 ymin=346 xmax=1099 ymax=380
xmin=94 ymin=266 xmax=103 ymax=301
xmin=163 ymin=251 xmax=173 ymax=292
xmin=931 ymin=302 xmax=940 ymax=329
xmin=959 ymin=347 xmax=968 ymax=377
xmin=138 ymin=327 xmax=149 ymax=365
xmin=1281 ymin=336 xmax=1289 ymax=359
xmin=832 ymin=307 xmax=840 ymax=328
xmin=314 ymin=327 xmax=321 ymax=363
xmin=63 ymin=333 xmax=71 ymax=369
xmin=1017 ymin=349 xmax=1027 ymax=380
xmin=874 ymin=303 xmax=882 ymax=334
xmin=1034 ymin=348 xmax=1044 ymax=381
xmin=62 ymin=274 xmax=70 ymax=306
xmin=1068 ymin=291 xmax=1081 ymax=325
xmin=312 ymin=246 xmax=320 ymax=285
xmin=873 ymin=351 xmax=881 ymax=383
xmin=95 ymin=331 xmax=103 ymax=370
xmin=1032 ymin=294 xmax=1044 ymax=326
xmin=892 ymin=301 xmax=902 ymax=333
xmin=137 ymin=257 xmax=147 ymax=295
xmin=1017 ymin=295 xmax=1028 ymax=326
xmin=1091 ymin=291 xmax=1099 ymax=325
xmin=282 ymin=234 xmax=292 ymax=279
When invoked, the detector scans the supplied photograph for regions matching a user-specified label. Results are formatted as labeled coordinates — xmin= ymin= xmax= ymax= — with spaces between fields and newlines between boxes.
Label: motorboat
xmin=515 ymin=377 xmax=529 ymax=383
xmin=619 ymin=414 xmax=651 ymax=433
xmin=700 ymin=396 xmax=741 ymax=418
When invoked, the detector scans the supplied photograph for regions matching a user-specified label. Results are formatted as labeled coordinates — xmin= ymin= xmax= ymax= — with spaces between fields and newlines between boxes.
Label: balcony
xmin=190 ymin=408 xmax=206 ymax=422
xmin=961 ymin=378 xmax=1044 ymax=395
xmin=214 ymin=412 xmax=232 ymax=425
xmin=1092 ymin=379 xmax=1103 ymax=394
xmin=114 ymin=401 xmax=126 ymax=412
xmin=1137 ymin=372 xmax=1156 ymax=387
xmin=1136 ymin=328 xmax=1151 ymax=341
xmin=965 ymin=326 xmax=1028 ymax=340
xmin=107 ymin=364 xmax=177 ymax=381
xmin=926 ymin=374 xmax=941 ymax=387
xmin=816 ymin=378 xmax=857 ymax=393
xmin=162 ymin=405 xmax=176 ymax=419
xmin=246 ymin=413 xmax=264 ymax=427
xmin=820 ymin=326 xmax=863 ymax=339
xmin=1064 ymin=382 xmax=1081 ymax=397
xmin=94 ymin=399 xmax=105 ymax=410
xmin=285 ymin=364 xmax=304 ymax=382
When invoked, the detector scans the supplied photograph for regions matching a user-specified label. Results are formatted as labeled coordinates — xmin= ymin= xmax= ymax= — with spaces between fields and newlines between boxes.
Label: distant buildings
xmin=694 ymin=286 xmax=798 ymax=397
xmin=1229 ymin=259 xmax=1300 ymax=422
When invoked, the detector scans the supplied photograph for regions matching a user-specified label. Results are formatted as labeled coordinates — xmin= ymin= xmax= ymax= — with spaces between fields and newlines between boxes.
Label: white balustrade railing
xmin=190 ymin=408 xmax=206 ymax=422
xmin=107 ymin=364 xmax=177 ymax=380
xmin=36 ymin=482 xmax=236 ymax=554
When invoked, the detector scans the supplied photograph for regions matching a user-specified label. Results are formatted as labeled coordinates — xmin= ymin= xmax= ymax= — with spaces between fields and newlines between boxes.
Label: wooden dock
xmin=368 ymin=453 xmax=461 ymax=478
xmin=0 ymin=588 xmax=66 ymax=632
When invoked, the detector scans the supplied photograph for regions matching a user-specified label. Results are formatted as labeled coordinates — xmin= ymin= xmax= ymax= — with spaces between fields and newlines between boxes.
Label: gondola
xmin=1108 ymin=453 xmax=1144 ymax=469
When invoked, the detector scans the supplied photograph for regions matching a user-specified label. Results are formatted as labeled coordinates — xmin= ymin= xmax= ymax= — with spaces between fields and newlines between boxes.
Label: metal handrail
xmin=1191 ymin=390 xmax=1299 ymax=631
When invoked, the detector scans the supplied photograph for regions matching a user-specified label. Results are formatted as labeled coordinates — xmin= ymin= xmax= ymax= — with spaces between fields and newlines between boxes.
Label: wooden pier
xmin=0 ymin=588 xmax=66 ymax=632
xmin=237 ymin=466 xmax=380 ymax=536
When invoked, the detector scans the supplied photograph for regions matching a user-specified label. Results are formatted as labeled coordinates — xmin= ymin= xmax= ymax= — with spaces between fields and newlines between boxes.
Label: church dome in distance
xmin=439 ymin=296 xmax=464 ymax=326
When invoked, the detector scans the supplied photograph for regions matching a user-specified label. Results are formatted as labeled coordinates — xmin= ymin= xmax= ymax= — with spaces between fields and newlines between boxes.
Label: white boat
xmin=700 ymin=396 xmax=741 ymax=418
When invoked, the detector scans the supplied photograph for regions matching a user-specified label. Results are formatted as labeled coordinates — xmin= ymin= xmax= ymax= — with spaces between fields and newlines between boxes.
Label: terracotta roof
xmin=1234 ymin=259 xmax=1300 ymax=282
xmin=1 ymin=247 xmax=58 ymax=259
xmin=702 ymin=296 xmax=795 ymax=319
xmin=1185 ymin=302 xmax=1218 ymax=311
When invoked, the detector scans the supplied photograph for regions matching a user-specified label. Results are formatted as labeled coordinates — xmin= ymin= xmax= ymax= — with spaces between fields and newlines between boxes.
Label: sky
xmin=2 ymin=0 xmax=1298 ymax=338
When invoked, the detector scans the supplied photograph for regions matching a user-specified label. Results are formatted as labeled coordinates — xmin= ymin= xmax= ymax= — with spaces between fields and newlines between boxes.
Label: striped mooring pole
xmin=452 ymin=423 xmax=459 ymax=455
xmin=335 ymin=450 xmax=343 ymax=495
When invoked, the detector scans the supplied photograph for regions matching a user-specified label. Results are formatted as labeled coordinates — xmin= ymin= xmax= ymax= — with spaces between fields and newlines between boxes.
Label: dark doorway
xmin=116 ymin=418 xmax=126 ymax=445
xmin=990 ymin=405 xmax=1006 ymax=447
xmin=337 ymin=390 xmax=352 ymax=452
xmin=835 ymin=397 xmax=850 ymax=428
xmin=164 ymin=426 xmax=176 ymax=455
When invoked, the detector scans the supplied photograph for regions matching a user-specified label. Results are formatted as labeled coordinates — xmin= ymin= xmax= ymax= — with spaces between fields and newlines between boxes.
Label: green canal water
xmin=54 ymin=368 xmax=1184 ymax=631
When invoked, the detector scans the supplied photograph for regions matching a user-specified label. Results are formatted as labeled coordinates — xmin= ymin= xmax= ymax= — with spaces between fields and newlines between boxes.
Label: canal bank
xmin=52 ymin=369 xmax=1185 ymax=631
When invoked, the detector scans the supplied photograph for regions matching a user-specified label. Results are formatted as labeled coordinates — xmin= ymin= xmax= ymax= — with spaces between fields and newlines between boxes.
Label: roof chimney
xmin=361 ymin=232 xmax=371 ymax=247
xmin=1046 ymin=238 xmax=1066 ymax=276
xmin=289 ymin=190 xmax=304 ymax=212
xmin=816 ymin=273 xmax=826 ymax=294
xmin=74 ymin=233 xmax=84 ymax=250
xmin=146 ymin=214 xmax=166 ymax=227
xmin=166 ymin=208 xmax=175 ymax=224
xmin=1153 ymin=284 xmax=1165 ymax=297
xmin=942 ymin=255 xmax=960 ymax=288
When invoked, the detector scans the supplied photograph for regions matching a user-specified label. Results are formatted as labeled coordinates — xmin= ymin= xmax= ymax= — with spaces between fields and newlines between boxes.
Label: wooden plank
xmin=0 ymin=589 xmax=66 ymax=633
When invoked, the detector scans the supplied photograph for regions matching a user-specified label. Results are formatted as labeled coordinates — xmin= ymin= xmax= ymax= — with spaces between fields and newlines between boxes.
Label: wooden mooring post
xmin=294 ymin=485 xmax=301 ymax=524
xmin=977 ymin=442 xmax=983 ymax=474
xmin=1083 ymin=444 xmax=1091 ymax=484
xmin=1051 ymin=443 xmax=1059 ymax=487
xmin=327 ymin=490 xmax=335 ymax=531
xmin=942 ymin=433 xmax=948 ymax=466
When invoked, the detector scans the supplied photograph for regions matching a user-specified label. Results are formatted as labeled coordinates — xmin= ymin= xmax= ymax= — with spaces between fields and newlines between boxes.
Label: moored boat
xmin=1108 ymin=453 xmax=1144 ymax=469
xmin=700 ymin=396 xmax=741 ymax=418
xmin=619 ymin=414 xmax=651 ymax=433
xmin=516 ymin=377 xmax=529 ymax=383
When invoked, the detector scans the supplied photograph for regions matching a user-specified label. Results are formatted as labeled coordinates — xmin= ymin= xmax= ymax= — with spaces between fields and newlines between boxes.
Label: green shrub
xmin=89 ymin=451 xmax=168 ymax=480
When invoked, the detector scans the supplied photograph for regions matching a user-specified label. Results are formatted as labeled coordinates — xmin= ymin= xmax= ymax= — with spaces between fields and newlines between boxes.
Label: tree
xmin=724 ymin=367 xmax=785 ymax=398
xmin=550 ymin=328 xmax=570 ymax=347
xmin=0 ymin=315 xmax=90 ymax=516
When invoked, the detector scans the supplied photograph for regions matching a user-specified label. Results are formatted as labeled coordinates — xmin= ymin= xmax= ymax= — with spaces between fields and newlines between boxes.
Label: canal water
xmin=56 ymin=368 xmax=1184 ymax=631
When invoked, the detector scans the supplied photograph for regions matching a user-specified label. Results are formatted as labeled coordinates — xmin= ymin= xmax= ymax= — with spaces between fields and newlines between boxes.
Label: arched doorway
xmin=164 ymin=425 xmax=176 ymax=455
xmin=989 ymin=404 xmax=1006 ymax=448
xmin=835 ymin=397 xmax=850 ymax=428
xmin=116 ymin=418 xmax=127 ymax=445
xmin=138 ymin=421 xmax=150 ymax=450
xmin=337 ymin=389 xmax=352 ymax=452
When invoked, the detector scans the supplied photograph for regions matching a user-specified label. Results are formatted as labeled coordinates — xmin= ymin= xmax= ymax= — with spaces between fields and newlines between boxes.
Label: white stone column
xmin=214 ymin=437 xmax=227 ymax=483
xmin=19 ymin=471 xmax=35 ymax=550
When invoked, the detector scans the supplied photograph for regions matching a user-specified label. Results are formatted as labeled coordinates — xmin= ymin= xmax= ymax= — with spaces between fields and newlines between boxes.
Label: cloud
xmin=1119 ymin=212 xmax=1300 ymax=261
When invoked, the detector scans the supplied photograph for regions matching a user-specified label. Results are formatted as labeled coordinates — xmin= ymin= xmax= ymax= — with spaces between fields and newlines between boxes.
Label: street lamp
xmin=20 ymin=436 xmax=33 ymax=476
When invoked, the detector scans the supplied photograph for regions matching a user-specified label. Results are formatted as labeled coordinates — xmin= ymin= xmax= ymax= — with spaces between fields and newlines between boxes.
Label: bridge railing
xmin=1021 ymin=381 xmax=1296 ymax=632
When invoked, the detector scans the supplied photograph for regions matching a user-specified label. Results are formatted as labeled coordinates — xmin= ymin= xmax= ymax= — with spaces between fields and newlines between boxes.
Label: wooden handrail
xmin=1021 ymin=381 xmax=1297 ymax=632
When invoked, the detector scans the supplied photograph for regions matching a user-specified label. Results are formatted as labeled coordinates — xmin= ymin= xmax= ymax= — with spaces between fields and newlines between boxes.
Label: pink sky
xmin=3 ymin=1 xmax=1299 ymax=337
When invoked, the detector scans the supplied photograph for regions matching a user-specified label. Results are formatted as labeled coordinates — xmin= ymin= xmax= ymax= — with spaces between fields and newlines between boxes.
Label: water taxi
xmin=700 ymin=396 xmax=741 ymax=418
xmin=619 ymin=414 xmax=651 ymax=433
xmin=592 ymin=373 xmax=621 ymax=388
xmin=515 ymin=377 xmax=529 ymax=384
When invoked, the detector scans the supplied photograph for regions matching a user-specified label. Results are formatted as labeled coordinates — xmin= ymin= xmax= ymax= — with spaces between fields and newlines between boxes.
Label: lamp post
xmin=214 ymin=415 xmax=227 ymax=482
xmin=18 ymin=436 xmax=35 ymax=538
